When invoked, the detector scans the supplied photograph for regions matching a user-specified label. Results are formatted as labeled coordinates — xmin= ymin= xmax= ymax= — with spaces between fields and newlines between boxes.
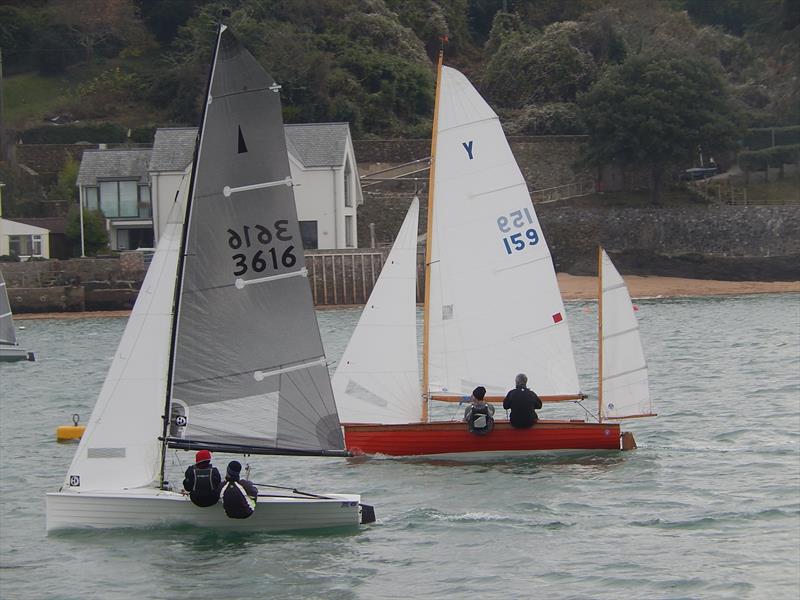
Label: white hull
xmin=46 ymin=487 xmax=364 ymax=534
xmin=0 ymin=345 xmax=31 ymax=362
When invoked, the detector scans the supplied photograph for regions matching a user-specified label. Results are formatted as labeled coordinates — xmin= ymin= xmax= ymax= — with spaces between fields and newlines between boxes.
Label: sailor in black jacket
xmin=503 ymin=373 xmax=542 ymax=429
xmin=220 ymin=460 xmax=259 ymax=519
xmin=182 ymin=449 xmax=222 ymax=507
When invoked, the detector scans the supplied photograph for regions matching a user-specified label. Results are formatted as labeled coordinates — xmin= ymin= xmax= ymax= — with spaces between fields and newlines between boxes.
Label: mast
xmin=421 ymin=48 xmax=444 ymax=423
xmin=597 ymin=245 xmax=604 ymax=423
xmin=158 ymin=24 xmax=224 ymax=486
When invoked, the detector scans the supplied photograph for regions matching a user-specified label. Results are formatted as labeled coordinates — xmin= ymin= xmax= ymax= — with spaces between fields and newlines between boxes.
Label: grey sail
xmin=166 ymin=27 xmax=345 ymax=455
xmin=0 ymin=272 xmax=18 ymax=346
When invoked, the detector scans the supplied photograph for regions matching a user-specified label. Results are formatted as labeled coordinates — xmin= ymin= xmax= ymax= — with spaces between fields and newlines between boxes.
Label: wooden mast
xmin=421 ymin=48 xmax=444 ymax=423
xmin=597 ymin=246 xmax=604 ymax=423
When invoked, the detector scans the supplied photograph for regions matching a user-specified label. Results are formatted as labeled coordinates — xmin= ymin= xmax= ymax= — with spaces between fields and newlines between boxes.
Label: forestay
xmin=426 ymin=66 xmax=580 ymax=398
xmin=333 ymin=198 xmax=421 ymax=424
xmin=63 ymin=178 xmax=189 ymax=491
xmin=600 ymin=249 xmax=652 ymax=419
xmin=167 ymin=28 xmax=344 ymax=455
xmin=0 ymin=272 xmax=17 ymax=346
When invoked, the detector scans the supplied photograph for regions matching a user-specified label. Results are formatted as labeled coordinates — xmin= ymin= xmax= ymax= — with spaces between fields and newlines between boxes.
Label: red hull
xmin=343 ymin=420 xmax=622 ymax=457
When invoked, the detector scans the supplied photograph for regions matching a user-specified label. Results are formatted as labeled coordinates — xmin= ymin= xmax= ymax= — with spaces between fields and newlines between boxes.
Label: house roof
xmin=11 ymin=217 xmax=67 ymax=234
xmin=284 ymin=123 xmax=350 ymax=168
xmin=149 ymin=127 xmax=198 ymax=173
xmin=146 ymin=123 xmax=351 ymax=173
xmin=77 ymin=148 xmax=152 ymax=186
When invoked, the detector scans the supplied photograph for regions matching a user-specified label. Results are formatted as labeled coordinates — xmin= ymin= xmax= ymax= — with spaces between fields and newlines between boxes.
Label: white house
xmin=0 ymin=217 xmax=51 ymax=260
xmin=78 ymin=123 xmax=363 ymax=252
xmin=76 ymin=148 xmax=154 ymax=252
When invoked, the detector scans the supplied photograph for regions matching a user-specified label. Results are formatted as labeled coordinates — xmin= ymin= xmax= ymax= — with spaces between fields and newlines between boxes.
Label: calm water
xmin=1 ymin=295 xmax=799 ymax=599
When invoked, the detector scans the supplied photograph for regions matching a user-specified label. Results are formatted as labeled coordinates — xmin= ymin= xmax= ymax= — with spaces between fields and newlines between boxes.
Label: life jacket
xmin=189 ymin=466 xmax=220 ymax=507
xmin=467 ymin=405 xmax=494 ymax=435
xmin=221 ymin=481 xmax=256 ymax=519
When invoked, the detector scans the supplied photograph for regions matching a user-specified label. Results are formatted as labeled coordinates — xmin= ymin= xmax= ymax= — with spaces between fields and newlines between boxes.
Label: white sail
xmin=63 ymin=176 xmax=189 ymax=491
xmin=0 ymin=271 xmax=17 ymax=346
xmin=600 ymin=249 xmax=652 ymax=419
xmin=333 ymin=198 xmax=421 ymax=424
xmin=426 ymin=66 xmax=580 ymax=398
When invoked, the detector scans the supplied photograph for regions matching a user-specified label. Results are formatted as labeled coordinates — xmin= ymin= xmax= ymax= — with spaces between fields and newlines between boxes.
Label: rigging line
xmin=602 ymin=364 xmax=648 ymax=381
xmin=438 ymin=114 xmax=498 ymax=134
xmin=470 ymin=180 xmax=528 ymax=199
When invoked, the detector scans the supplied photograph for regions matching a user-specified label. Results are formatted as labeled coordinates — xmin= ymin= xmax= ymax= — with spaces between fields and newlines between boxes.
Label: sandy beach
xmin=13 ymin=276 xmax=799 ymax=320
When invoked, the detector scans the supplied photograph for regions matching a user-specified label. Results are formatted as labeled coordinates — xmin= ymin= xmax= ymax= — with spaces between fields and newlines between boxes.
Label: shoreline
xmin=13 ymin=275 xmax=799 ymax=320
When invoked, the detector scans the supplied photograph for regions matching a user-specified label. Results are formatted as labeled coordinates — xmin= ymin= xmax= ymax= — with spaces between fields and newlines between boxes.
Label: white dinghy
xmin=47 ymin=26 xmax=373 ymax=533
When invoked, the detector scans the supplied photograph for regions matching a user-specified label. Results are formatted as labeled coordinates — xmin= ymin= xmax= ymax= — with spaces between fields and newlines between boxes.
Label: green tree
xmin=48 ymin=155 xmax=79 ymax=203
xmin=579 ymin=52 xmax=741 ymax=204
xmin=65 ymin=206 xmax=109 ymax=257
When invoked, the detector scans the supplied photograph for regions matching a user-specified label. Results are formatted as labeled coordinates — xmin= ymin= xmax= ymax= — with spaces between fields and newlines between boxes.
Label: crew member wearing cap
xmin=182 ymin=449 xmax=222 ymax=507
xmin=220 ymin=461 xmax=259 ymax=519
xmin=463 ymin=386 xmax=495 ymax=435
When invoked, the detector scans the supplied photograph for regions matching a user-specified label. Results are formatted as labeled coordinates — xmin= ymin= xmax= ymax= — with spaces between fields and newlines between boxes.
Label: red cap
xmin=195 ymin=449 xmax=212 ymax=464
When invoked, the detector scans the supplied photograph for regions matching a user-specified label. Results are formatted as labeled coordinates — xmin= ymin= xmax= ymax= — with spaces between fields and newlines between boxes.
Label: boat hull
xmin=46 ymin=488 xmax=364 ymax=533
xmin=0 ymin=346 xmax=32 ymax=362
xmin=343 ymin=420 xmax=622 ymax=458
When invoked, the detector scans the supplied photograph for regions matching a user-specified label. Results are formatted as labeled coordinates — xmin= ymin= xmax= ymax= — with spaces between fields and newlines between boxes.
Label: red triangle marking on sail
xmin=552 ymin=312 xmax=563 ymax=323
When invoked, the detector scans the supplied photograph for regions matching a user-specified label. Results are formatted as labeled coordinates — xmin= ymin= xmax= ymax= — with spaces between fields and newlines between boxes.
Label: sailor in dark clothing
xmin=464 ymin=386 xmax=495 ymax=435
xmin=182 ymin=449 xmax=222 ymax=507
xmin=220 ymin=460 xmax=258 ymax=519
xmin=503 ymin=373 xmax=542 ymax=429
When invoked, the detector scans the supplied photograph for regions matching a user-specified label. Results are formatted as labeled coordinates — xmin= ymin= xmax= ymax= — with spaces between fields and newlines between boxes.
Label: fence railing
xmin=531 ymin=179 xmax=595 ymax=204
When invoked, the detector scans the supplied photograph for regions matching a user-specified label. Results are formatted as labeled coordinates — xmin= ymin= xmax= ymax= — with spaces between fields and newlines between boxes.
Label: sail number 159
xmin=497 ymin=207 xmax=539 ymax=255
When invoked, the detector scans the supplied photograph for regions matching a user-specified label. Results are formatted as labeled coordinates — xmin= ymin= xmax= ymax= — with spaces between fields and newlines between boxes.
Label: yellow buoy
xmin=57 ymin=414 xmax=86 ymax=442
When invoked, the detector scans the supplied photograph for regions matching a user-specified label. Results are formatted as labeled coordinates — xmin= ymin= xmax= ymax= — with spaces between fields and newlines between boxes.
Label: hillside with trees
xmin=1 ymin=0 xmax=798 ymax=211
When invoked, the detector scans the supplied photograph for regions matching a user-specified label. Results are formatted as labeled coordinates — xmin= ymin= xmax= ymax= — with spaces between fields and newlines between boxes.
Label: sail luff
xmin=598 ymin=245 xmax=604 ymax=423
xmin=159 ymin=24 xmax=223 ymax=485
xmin=421 ymin=50 xmax=444 ymax=422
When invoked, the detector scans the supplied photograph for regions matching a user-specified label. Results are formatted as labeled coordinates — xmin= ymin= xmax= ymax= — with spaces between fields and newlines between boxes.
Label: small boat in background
xmin=0 ymin=271 xmax=34 ymax=362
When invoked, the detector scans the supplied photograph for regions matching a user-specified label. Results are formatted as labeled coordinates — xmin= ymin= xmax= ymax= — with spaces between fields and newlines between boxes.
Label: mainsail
xmin=0 ymin=272 xmax=17 ymax=346
xmin=166 ymin=27 xmax=344 ymax=455
xmin=425 ymin=66 xmax=580 ymax=398
xmin=332 ymin=198 xmax=421 ymax=424
xmin=599 ymin=249 xmax=653 ymax=420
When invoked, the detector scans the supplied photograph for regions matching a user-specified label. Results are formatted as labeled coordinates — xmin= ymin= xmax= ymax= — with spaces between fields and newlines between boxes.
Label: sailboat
xmin=46 ymin=26 xmax=373 ymax=532
xmin=333 ymin=55 xmax=654 ymax=458
xmin=0 ymin=271 xmax=34 ymax=362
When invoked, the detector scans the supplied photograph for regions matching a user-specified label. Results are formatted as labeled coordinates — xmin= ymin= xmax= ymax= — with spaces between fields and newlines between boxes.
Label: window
xmin=344 ymin=160 xmax=352 ymax=208
xmin=84 ymin=187 xmax=99 ymax=211
xmin=299 ymin=221 xmax=318 ymax=249
xmin=8 ymin=234 xmax=43 ymax=258
xmin=97 ymin=181 xmax=150 ymax=218
xmin=345 ymin=215 xmax=354 ymax=247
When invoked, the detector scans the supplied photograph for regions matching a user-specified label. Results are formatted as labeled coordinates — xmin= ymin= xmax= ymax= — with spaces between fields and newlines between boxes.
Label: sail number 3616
xmin=498 ymin=207 xmax=539 ymax=255
xmin=228 ymin=221 xmax=295 ymax=277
